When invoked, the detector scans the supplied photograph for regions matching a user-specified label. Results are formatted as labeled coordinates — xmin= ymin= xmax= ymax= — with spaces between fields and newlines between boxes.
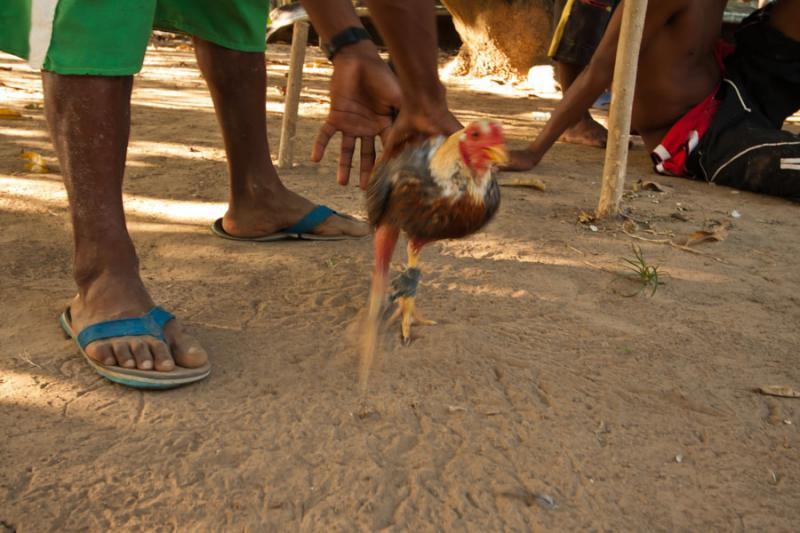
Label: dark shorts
xmin=687 ymin=5 xmax=800 ymax=200
xmin=549 ymin=0 xmax=619 ymax=65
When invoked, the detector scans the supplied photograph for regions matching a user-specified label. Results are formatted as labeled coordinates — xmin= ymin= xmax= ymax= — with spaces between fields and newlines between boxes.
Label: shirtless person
xmin=504 ymin=0 xmax=800 ymax=201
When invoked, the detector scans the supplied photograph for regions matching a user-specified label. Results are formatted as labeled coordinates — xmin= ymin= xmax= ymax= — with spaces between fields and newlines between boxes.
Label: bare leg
xmin=43 ymin=73 xmax=208 ymax=371
xmin=771 ymin=0 xmax=800 ymax=41
xmin=192 ymin=38 xmax=368 ymax=238
xmin=554 ymin=61 xmax=608 ymax=148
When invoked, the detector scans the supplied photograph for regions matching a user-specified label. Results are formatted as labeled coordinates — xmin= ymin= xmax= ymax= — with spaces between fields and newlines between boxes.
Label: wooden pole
xmin=277 ymin=21 xmax=309 ymax=169
xmin=596 ymin=0 xmax=648 ymax=218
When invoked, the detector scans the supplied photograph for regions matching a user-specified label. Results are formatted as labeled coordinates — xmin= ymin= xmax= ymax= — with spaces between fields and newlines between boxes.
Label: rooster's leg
xmin=359 ymin=225 xmax=400 ymax=391
xmin=391 ymin=240 xmax=436 ymax=345
xmin=404 ymin=243 xmax=437 ymax=328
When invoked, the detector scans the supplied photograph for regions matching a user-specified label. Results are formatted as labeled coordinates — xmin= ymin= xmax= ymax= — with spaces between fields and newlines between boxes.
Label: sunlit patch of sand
xmin=0 ymin=175 xmax=226 ymax=225
xmin=439 ymin=236 xmax=732 ymax=284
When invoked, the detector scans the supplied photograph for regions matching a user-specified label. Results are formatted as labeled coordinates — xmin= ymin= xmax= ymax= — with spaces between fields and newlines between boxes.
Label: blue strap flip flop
xmin=211 ymin=205 xmax=368 ymax=242
xmin=59 ymin=306 xmax=211 ymax=390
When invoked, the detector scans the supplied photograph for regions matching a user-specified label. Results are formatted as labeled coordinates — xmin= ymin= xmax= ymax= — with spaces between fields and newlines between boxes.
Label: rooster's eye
xmin=470 ymin=130 xmax=480 ymax=139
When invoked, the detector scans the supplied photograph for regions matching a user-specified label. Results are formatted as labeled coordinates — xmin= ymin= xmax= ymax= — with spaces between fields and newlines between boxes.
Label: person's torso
xmin=632 ymin=0 xmax=728 ymax=150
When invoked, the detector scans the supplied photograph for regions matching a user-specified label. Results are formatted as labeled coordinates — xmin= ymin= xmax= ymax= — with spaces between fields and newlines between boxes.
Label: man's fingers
xmin=359 ymin=136 xmax=376 ymax=190
xmin=311 ymin=122 xmax=337 ymax=162
xmin=337 ymin=134 xmax=357 ymax=186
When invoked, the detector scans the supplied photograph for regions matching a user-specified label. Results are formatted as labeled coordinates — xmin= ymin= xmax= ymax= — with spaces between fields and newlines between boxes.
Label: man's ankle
xmin=228 ymin=179 xmax=293 ymax=212
xmin=229 ymin=170 xmax=287 ymax=203
xmin=73 ymin=244 xmax=141 ymax=294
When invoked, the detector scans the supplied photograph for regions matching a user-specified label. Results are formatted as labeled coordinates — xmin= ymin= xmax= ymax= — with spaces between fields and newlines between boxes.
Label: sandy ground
xmin=1 ymin=40 xmax=799 ymax=532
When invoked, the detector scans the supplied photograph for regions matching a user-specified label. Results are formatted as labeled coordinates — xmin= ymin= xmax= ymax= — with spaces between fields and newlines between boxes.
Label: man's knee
xmin=770 ymin=0 xmax=800 ymax=41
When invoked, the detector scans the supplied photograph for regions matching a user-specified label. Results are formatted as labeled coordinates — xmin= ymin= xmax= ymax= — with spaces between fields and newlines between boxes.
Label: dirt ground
xmin=1 ymin=40 xmax=799 ymax=532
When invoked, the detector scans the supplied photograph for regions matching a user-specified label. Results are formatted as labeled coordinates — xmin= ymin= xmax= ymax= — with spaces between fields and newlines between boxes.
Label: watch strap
xmin=322 ymin=27 xmax=372 ymax=61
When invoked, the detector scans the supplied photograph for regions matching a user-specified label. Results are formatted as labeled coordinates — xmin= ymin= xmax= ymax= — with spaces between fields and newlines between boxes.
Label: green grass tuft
xmin=621 ymin=245 xmax=663 ymax=297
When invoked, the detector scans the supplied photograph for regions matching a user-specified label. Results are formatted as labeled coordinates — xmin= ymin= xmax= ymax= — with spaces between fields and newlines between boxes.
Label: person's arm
xmin=300 ymin=0 xmax=364 ymax=41
xmin=363 ymin=0 xmax=461 ymax=156
xmin=301 ymin=0 xmax=402 ymax=188
xmin=509 ymin=0 xmax=689 ymax=169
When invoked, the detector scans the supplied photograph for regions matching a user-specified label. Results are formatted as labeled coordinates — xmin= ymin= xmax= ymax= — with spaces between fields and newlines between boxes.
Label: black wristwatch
xmin=322 ymin=27 xmax=372 ymax=61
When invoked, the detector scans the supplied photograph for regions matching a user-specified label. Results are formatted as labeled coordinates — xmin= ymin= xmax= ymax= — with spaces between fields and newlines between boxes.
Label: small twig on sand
xmin=566 ymin=244 xmax=585 ymax=256
xmin=582 ymin=260 xmax=616 ymax=274
xmin=2 ymin=82 xmax=33 ymax=91
xmin=622 ymin=228 xmax=725 ymax=263
xmin=623 ymin=229 xmax=670 ymax=245
xmin=17 ymin=351 xmax=42 ymax=369
xmin=498 ymin=176 xmax=546 ymax=191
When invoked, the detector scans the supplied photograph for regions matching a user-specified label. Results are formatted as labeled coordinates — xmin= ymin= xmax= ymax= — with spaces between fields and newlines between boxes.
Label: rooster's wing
xmin=366 ymin=137 xmax=500 ymax=241
xmin=366 ymin=137 xmax=444 ymax=228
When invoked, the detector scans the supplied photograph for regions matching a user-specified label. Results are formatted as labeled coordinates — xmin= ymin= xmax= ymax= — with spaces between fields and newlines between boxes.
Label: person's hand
xmin=311 ymin=42 xmax=402 ymax=189
xmin=500 ymin=147 xmax=544 ymax=172
xmin=380 ymin=95 xmax=462 ymax=160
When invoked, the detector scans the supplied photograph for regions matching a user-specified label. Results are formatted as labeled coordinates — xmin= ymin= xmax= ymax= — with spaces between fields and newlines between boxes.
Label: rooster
xmin=359 ymin=120 xmax=507 ymax=386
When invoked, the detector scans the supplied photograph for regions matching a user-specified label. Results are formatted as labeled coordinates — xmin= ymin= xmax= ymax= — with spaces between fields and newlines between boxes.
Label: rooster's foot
xmin=389 ymin=296 xmax=437 ymax=345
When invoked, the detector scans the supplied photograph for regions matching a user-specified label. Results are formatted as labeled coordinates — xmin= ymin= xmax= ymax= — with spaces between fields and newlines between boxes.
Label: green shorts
xmin=0 ymin=0 xmax=269 ymax=75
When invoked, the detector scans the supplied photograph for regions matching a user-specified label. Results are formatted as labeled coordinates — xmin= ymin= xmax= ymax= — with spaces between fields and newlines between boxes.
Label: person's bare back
xmin=503 ymin=0 xmax=730 ymax=170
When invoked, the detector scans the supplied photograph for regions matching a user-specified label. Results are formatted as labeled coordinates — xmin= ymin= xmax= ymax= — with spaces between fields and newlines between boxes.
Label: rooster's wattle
xmin=361 ymin=120 xmax=507 ymax=368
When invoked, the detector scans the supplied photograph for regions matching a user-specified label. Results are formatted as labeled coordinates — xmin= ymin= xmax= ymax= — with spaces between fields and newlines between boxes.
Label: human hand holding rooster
xmin=311 ymin=50 xmax=462 ymax=189
xmin=381 ymin=93 xmax=462 ymax=160
xmin=305 ymin=0 xmax=463 ymax=190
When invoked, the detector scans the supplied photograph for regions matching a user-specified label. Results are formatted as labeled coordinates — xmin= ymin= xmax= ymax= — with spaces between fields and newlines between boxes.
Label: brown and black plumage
xmin=359 ymin=120 xmax=507 ymax=388
xmin=367 ymin=135 xmax=501 ymax=242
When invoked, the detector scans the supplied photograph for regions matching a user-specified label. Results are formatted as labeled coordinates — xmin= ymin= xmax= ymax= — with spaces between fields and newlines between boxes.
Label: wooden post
xmin=596 ymin=0 xmax=648 ymax=218
xmin=277 ymin=21 xmax=309 ymax=169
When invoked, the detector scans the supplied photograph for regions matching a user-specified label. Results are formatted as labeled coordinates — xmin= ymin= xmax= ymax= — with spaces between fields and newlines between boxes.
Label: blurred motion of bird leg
xmin=389 ymin=242 xmax=437 ymax=345
xmin=359 ymin=273 xmax=386 ymax=392
xmin=359 ymin=226 xmax=399 ymax=393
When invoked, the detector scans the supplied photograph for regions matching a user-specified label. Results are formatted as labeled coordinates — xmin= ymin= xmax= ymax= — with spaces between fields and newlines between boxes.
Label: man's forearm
xmin=300 ymin=0 xmax=382 ymax=64
xmin=531 ymin=61 xmax=613 ymax=154
xmin=364 ymin=0 xmax=447 ymax=110
xmin=300 ymin=0 xmax=363 ymax=42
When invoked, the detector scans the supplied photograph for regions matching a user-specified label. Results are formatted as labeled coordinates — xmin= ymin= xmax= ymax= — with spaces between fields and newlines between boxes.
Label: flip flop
xmin=59 ymin=306 xmax=211 ymax=390
xmin=211 ymin=205 xmax=368 ymax=242
xmin=593 ymin=90 xmax=611 ymax=110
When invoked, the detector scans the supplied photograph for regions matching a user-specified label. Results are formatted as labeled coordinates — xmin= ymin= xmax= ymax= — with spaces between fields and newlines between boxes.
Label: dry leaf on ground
xmin=305 ymin=60 xmax=329 ymax=69
xmin=0 ymin=107 xmax=23 ymax=119
xmin=21 ymin=150 xmax=50 ymax=173
xmin=674 ymin=225 xmax=728 ymax=247
xmin=633 ymin=179 xmax=672 ymax=193
xmin=578 ymin=210 xmax=596 ymax=224
xmin=498 ymin=176 xmax=546 ymax=191
xmin=757 ymin=385 xmax=800 ymax=398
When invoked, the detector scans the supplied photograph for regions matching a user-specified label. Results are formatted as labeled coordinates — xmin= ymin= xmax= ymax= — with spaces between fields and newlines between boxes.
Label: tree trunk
xmin=441 ymin=0 xmax=553 ymax=80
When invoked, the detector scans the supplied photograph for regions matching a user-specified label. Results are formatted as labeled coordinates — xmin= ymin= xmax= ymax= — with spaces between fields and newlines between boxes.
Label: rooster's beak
xmin=484 ymin=145 xmax=509 ymax=165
